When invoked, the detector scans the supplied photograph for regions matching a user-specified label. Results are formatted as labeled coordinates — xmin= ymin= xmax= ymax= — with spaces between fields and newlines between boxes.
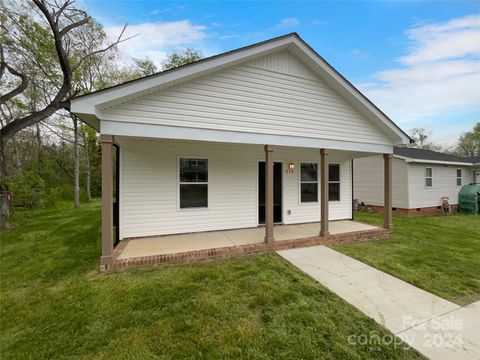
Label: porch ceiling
xmin=116 ymin=221 xmax=378 ymax=260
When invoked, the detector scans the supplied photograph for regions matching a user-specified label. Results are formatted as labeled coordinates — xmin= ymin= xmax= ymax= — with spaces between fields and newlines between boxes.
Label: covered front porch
xmin=111 ymin=220 xmax=390 ymax=269
xmin=98 ymin=136 xmax=395 ymax=270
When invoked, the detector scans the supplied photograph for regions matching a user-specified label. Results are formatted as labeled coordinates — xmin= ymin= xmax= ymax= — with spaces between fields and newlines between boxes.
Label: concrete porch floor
xmin=117 ymin=221 xmax=378 ymax=260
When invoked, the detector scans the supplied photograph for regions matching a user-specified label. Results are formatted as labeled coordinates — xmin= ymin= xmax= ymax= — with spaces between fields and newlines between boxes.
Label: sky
xmin=82 ymin=0 xmax=480 ymax=145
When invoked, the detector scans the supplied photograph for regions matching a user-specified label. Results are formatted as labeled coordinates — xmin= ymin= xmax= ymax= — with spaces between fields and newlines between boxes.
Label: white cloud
xmin=351 ymin=48 xmax=370 ymax=60
xmin=360 ymin=13 xmax=480 ymax=143
xmin=105 ymin=20 xmax=207 ymax=65
xmin=310 ymin=19 xmax=326 ymax=26
xmin=400 ymin=14 xmax=480 ymax=65
xmin=275 ymin=17 xmax=300 ymax=29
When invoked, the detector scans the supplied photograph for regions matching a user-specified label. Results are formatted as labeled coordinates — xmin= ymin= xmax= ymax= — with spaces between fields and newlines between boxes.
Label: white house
xmin=69 ymin=33 xmax=410 ymax=269
xmin=354 ymin=147 xmax=479 ymax=216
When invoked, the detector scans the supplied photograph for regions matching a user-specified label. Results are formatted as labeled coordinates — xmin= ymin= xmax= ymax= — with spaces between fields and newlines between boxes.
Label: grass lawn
xmin=0 ymin=201 xmax=423 ymax=359
xmin=333 ymin=211 xmax=480 ymax=306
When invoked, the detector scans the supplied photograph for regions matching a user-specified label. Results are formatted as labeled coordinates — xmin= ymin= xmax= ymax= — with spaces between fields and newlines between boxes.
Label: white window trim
xmin=299 ymin=162 xmax=319 ymax=204
xmin=329 ymin=163 xmax=341 ymax=202
xmin=456 ymin=168 xmax=462 ymax=187
xmin=425 ymin=167 xmax=433 ymax=188
xmin=177 ymin=156 xmax=209 ymax=211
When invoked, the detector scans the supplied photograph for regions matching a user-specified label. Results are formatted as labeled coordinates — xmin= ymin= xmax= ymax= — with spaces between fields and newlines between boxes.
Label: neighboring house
xmin=466 ymin=156 xmax=480 ymax=183
xmin=354 ymin=147 xmax=479 ymax=216
xmin=69 ymin=33 xmax=410 ymax=269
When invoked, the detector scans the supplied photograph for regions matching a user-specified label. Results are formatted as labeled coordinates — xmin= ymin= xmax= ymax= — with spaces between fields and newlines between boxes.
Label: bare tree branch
xmin=72 ymin=24 xmax=134 ymax=71
xmin=60 ymin=16 xmax=90 ymax=37
xmin=0 ymin=44 xmax=29 ymax=106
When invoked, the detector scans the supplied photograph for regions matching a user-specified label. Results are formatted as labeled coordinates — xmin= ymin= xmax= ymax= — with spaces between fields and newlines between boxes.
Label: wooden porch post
xmin=383 ymin=153 xmax=393 ymax=230
xmin=264 ymin=145 xmax=274 ymax=244
xmin=320 ymin=149 xmax=329 ymax=237
xmin=100 ymin=135 xmax=114 ymax=269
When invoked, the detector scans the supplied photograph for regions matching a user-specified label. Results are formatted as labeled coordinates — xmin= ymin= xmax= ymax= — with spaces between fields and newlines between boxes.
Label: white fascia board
xmin=101 ymin=120 xmax=393 ymax=154
xmin=395 ymin=155 xmax=473 ymax=166
xmin=291 ymin=38 xmax=410 ymax=146
xmin=70 ymin=37 xmax=293 ymax=112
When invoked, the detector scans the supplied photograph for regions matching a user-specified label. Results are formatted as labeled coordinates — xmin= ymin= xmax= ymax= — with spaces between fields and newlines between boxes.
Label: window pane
xmin=180 ymin=184 xmax=208 ymax=208
xmin=426 ymin=178 xmax=432 ymax=187
xmin=457 ymin=178 xmax=462 ymax=186
xmin=301 ymin=163 xmax=317 ymax=181
xmin=180 ymin=159 xmax=208 ymax=182
xmin=301 ymin=183 xmax=318 ymax=202
xmin=329 ymin=183 xmax=340 ymax=201
xmin=425 ymin=168 xmax=432 ymax=177
xmin=329 ymin=164 xmax=340 ymax=182
xmin=456 ymin=169 xmax=462 ymax=178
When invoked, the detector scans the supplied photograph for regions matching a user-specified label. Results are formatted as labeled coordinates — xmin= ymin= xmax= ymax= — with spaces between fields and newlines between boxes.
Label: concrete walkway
xmin=277 ymin=246 xmax=480 ymax=360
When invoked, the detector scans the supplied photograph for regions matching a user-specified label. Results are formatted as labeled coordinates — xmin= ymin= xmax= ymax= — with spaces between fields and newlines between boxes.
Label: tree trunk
xmin=82 ymin=129 xmax=91 ymax=201
xmin=36 ymin=123 xmax=42 ymax=171
xmin=0 ymin=135 xmax=10 ymax=228
xmin=72 ymin=116 xmax=80 ymax=208
xmin=11 ymin=136 xmax=22 ymax=169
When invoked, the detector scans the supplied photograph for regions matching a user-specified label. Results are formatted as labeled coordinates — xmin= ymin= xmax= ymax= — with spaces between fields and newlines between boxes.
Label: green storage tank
xmin=459 ymin=184 xmax=480 ymax=214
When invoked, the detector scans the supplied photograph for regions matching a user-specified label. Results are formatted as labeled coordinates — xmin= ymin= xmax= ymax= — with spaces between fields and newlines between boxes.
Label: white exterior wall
xmin=102 ymin=50 xmax=393 ymax=146
xmin=353 ymin=156 xmax=408 ymax=208
xmin=354 ymin=156 xmax=474 ymax=209
xmin=407 ymin=163 xmax=473 ymax=208
xmin=117 ymin=138 xmax=352 ymax=239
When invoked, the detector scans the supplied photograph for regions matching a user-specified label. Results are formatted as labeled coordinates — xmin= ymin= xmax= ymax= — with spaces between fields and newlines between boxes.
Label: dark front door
xmin=258 ymin=162 xmax=282 ymax=224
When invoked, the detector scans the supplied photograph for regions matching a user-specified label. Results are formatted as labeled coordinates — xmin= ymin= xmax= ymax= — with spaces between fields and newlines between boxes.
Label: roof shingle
xmin=393 ymin=147 xmax=474 ymax=164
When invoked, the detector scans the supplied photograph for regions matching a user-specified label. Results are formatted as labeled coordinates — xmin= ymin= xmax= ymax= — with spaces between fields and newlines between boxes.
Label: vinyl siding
xmin=407 ymin=163 xmax=474 ymax=208
xmin=103 ymin=50 xmax=392 ymax=146
xmin=353 ymin=156 xmax=408 ymax=208
xmin=118 ymin=138 xmax=352 ymax=239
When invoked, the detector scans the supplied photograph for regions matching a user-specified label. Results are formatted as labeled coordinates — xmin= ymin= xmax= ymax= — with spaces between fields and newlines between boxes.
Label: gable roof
xmin=70 ymin=33 xmax=411 ymax=145
xmin=394 ymin=147 xmax=475 ymax=165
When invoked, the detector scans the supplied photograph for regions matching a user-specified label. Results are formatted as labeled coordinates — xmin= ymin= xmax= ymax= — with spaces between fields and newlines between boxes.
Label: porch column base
xmin=100 ymin=255 xmax=114 ymax=270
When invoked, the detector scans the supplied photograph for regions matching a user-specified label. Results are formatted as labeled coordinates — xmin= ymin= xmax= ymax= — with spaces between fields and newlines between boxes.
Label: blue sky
xmin=84 ymin=1 xmax=480 ymax=145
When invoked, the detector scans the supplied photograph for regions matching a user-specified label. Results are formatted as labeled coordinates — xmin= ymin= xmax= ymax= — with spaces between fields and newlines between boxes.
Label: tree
xmin=0 ymin=0 xmax=128 ymax=225
xmin=409 ymin=128 xmax=441 ymax=151
xmin=161 ymin=48 xmax=203 ymax=71
xmin=456 ymin=122 xmax=480 ymax=157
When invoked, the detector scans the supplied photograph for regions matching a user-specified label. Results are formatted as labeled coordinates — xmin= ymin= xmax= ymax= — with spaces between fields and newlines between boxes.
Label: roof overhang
xmin=394 ymin=155 xmax=474 ymax=166
xmin=71 ymin=33 xmax=411 ymax=146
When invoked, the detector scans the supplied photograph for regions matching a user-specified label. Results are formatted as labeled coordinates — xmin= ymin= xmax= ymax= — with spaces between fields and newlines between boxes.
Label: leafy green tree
xmin=161 ymin=48 xmax=203 ymax=71
xmin=0 ymin=0 xmax=127 ymax=225
xmin=456 ymin=123 xmax=480 ymax=157
xmin=409 ymin=128 xmax=441 ymax=151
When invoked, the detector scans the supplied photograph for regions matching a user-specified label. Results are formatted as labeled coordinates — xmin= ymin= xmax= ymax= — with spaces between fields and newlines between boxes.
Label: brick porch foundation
xmin=363 ymin=204 xmax=459 ymax=217
xmin=109 ymin=227 xmax=391 ymax=270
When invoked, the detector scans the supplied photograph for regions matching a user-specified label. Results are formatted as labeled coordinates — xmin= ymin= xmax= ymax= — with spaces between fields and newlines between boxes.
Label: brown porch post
xmin=100 ymin=135 xmax=114 ymax=269
xmin=383 ymin=153 xmax=393 ymax=229
xmin=320 ymin=149 xmax=329 ymax=237
xmin=264 ymin=145 xmax=274 ymax=244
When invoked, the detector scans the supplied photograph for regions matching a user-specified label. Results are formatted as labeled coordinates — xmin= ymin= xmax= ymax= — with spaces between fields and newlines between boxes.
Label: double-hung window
xmin=179 ymin=158 xmax=208 ymax=208
xmin=328 ymin=164 xmax=340 ymax=201
xmin=300 ymin=163 xmax=318 ymax=203
xmin=456 ymin=169 xmax=462 ymax=186
xmin=425 ymin=167 xmax=433 ymax=188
